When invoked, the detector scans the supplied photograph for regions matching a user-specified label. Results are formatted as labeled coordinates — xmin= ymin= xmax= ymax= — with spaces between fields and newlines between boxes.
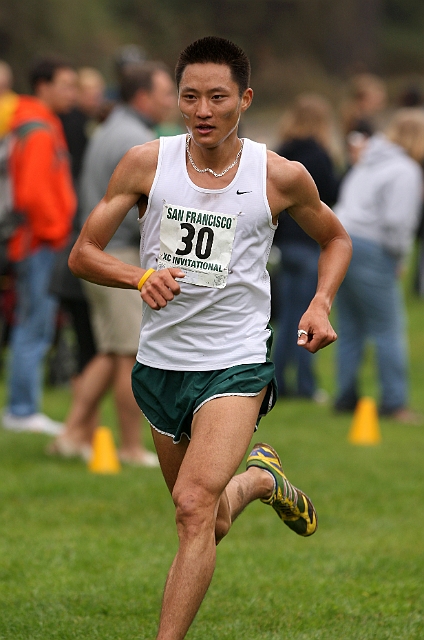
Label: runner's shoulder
xmin=121 ymin=139 xmax=160 ymax=171
xmin=112 ymin=139 xmax=160 ymax=194
xmin=266 ymin=149 xmax=310 ymax=187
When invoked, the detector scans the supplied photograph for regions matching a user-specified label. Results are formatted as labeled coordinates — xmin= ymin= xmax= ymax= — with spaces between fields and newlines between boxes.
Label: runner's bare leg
xmin=153 ymin=390 xmax=273 ymax=640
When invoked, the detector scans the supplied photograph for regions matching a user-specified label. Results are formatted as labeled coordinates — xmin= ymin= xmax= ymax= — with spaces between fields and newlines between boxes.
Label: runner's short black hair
xmin=175 ymin=36 xmax=251 ymax=96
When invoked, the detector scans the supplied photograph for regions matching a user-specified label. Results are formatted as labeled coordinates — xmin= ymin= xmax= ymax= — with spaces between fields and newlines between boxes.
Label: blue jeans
xmin=7 ymin=248 xmax=59 ymax=416
xmin=335 ymin=236 xmax=408 ymax=414
xmin=272 ymin=242 xmax=319 ymax=397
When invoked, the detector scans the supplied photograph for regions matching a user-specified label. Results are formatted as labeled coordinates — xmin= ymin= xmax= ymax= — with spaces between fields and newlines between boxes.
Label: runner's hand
xmin=297 ymin=301 xmax=337 ymax=353
xmin=140 ymin=268 xmax=185 ymax=310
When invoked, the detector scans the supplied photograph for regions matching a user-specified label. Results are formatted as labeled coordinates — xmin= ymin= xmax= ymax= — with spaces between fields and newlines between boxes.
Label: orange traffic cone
xmin=89 ymin=426 xmax=121 ymax=473
xmin=348 ymin=397 xmax=381 ymax=445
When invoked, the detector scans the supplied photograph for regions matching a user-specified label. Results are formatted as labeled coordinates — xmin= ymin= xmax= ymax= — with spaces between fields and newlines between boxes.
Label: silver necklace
xmin=186 ymin=135 xmax=244 ymax=178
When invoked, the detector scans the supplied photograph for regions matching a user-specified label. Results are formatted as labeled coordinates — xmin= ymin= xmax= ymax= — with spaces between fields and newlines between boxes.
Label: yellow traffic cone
xmin=89 ymin=426 xmax=121 ymax=473
xmin=348 ymin=397 xmax=381 ymax=445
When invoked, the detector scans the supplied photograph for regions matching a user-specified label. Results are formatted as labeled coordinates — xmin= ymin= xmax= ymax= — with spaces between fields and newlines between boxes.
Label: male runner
xmin=70 ymin=36 xmax=352 ymax=640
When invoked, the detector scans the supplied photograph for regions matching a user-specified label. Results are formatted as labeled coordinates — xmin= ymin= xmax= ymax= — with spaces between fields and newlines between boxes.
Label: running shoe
xmin=246 ymin=442 xmax=318 ymax=537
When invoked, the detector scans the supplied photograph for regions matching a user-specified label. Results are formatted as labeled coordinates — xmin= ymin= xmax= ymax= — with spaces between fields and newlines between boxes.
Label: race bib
xmin=158 ymin=203 xmax=237 ymax=288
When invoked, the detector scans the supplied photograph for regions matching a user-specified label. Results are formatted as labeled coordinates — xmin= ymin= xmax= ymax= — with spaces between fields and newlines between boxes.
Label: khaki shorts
xmin=132 ymin=361 xmax=277 ymax=443
xmin=83 ymin=247 xmax=142 ymax=355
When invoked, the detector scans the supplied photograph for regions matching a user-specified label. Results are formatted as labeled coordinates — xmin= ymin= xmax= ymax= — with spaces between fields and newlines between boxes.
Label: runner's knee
xmin=173 ymin=485 xmax=216 ymax=538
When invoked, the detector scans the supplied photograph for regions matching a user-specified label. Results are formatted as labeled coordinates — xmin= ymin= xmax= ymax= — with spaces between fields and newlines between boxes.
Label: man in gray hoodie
xmin=334 ymin=108 xmax=424 ymax=422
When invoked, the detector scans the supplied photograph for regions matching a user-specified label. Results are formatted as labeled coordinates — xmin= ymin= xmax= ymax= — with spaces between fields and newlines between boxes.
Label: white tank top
xmin=136 ymin=134 xmax=276 ymax=371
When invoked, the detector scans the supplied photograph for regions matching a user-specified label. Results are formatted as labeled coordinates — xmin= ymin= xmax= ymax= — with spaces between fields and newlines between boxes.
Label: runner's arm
xmin=268 ymin=152 xmax=352 ymax=353
xmin=69 ymin=142 xmax=184 ymax=309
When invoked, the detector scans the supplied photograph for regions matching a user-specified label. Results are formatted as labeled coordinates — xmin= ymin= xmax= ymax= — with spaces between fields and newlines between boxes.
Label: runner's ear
xmin=240 ymin=88 xmax=253 ymax=113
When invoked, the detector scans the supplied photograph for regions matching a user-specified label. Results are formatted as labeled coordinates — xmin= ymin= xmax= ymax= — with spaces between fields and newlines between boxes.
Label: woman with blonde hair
xmin=272 ymin=93 xmax=340 ymax=400
xmin=385 ymin=107 xmax=424 ymax=163
xmin=334 ymin=108 xmax=424 ymax=422
xmin=278 ymin=93 xmax=334 ymax=153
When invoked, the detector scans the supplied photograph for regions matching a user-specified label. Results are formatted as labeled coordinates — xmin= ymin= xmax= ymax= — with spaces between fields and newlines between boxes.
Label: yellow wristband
xmin=137 ymin=268 xmax=155 ymax=291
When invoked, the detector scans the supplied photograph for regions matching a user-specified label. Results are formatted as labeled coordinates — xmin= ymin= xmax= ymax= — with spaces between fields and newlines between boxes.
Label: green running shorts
xmin=132 ymin=360 xmax=277 ymax=443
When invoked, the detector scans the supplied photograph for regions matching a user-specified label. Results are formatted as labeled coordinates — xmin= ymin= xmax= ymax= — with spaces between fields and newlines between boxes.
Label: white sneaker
xmin=2 ymin=411 xmax=64 ymax=436
xmin=140 ymin=450 xmax=160 ymax=468
xmin=118 ymin=449 xmax=160 ymax=468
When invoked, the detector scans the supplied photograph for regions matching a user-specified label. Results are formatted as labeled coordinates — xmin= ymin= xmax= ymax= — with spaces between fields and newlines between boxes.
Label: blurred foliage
xmin=1 ymin=0 xmax=424 ymax=104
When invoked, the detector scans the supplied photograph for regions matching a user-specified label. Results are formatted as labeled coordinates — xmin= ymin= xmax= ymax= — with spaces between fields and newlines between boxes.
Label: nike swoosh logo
xmin=236 ymin=190 xmax=252 ymax=195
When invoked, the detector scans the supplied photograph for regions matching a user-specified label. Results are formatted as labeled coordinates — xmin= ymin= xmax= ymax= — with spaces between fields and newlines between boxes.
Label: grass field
xmin=1 ymin=272 xmax=424 ymax=639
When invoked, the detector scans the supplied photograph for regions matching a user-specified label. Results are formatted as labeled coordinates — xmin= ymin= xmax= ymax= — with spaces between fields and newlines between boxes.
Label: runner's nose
xmin=196 ymin=97 xmax=212 ymax=118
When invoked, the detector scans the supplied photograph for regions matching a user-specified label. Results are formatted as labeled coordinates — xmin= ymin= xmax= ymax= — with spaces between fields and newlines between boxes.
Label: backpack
xmin=0 ymin=121 xmax=48 ymax=274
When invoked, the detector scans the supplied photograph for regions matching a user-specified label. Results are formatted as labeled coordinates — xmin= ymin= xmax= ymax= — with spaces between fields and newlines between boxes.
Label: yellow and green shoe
xmin=246 ymin=442 xmax=318 ymax=537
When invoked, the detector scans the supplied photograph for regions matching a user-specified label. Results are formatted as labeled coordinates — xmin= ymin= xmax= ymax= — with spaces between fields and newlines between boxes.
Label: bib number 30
xmin=176 ymin=223 xmax=214 ymax=260
xmin=158 ymin=202 xmax=237 ymax=288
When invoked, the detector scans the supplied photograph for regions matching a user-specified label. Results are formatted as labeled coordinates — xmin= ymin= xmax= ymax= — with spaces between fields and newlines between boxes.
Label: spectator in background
xmin=1 ymin=56 xmax=77 ymax=434
xmin=272 ymin=93 xmax=340 ymax=401
xmin=48 ymin=67 xmax=107 ymax=428
xmin=51 ymin=66 xmax=107 ymax=368
xmin=59 ymin=67 xmax=107 ymax=185
xmin=339 ymin=74 xmax=388 ymax=172
xmin=334 ymin=108 xmax=424 ymax=423
xmin=49 ymin=61 xmax=176 ymax=464
xmin=340 ymin=73 xmax=388 ymax=138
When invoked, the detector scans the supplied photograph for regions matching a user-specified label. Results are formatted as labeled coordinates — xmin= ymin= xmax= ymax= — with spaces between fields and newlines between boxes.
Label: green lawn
xmin=1 ymin=274 xmax=424 ymax=639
